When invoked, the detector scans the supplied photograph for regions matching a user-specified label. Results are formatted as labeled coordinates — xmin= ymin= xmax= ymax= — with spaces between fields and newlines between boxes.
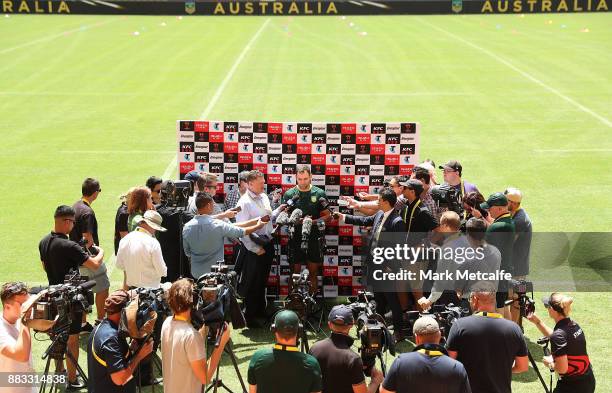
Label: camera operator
xmin=446 ymin=281 xmax=528 ymax=393
xmin=116 ymin=210 xmax=167 ymax=290
xmin=461 ymin=191 xmax=488 ymax=231
xmin=525 ymin=294 xmax=595 ymax=393
xmin=0 ymin=282 xmax=34 ymax=393
xmin=183 ymin=192 xmax=266 ymax=279
xmin=478 ymin=193 xmax=515 ymax=318
xmin=281 ymin=165 xmax=331 ymax=294
xmin=39 ymin=205 xmax=105 ymax=389
xmin=146 ymin=176 xmax=163 ymax=205
xmin=161 ymin=278 xmax=231 ymax=393
xmin=381 ymin=316 xmax=470 ymax=393
xmin=438 ymin=160 xmax=480 ymax=213
xmin=87 ymin=290 xmax=153 ymax=393
xmin=335 ymin=189 xmax=404 ymax=336
xmin=70 ymin=177 xmax=110 ymax=322
xmin=248 ymin=310 xmax=322 ymax=393
xmin=309 ymin=305 xmax=383 ymax=393
xmin=234 ymin=170 xmax=280 ymax=327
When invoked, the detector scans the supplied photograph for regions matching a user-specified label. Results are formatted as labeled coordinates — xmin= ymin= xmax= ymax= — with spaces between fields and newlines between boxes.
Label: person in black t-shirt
xmin=70 ymin=177 xmax=110 ymax=321
xmin=114 ymin=189 xmax=132 ymax=255
xmin=38 ymin=205 xmax=105 ymax=389
xmin=446 ymin=281 xmax=528 ymax=393
xmin=526 ymin=293 xmax=595 ymax=393
xmin=309 ymin=305 xmax=383 ymax=393
xmin=382 ymin=316 xmax=471 ymax=393
xmin=87 ymin=290 xmax=153 ymax=393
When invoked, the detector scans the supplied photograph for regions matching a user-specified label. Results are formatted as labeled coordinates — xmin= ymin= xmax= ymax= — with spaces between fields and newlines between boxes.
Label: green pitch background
xmin=0 ymin=12 xmax=610 ymax=392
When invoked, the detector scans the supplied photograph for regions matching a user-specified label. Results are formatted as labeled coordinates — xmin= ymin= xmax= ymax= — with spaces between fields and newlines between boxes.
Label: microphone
xmin=287 ymin=208 xmax=303 ymax=226
xmin=78 ymin=280 xmax=97 ymax=291
xmin=286 ymin=195 xmax=300 ymax=212
xmin=316 ymin=219 xmax=326 ymax=233
xmin=275 ymin=210 xmax=290 ymax=226
xmin=318 ymin=197 xmax=334 ymax=215
xmin=301 ymin=216 xmax=313 ymax=252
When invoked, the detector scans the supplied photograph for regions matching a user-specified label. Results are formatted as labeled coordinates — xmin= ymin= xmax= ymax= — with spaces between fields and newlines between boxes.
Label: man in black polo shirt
xmin=87 ymin=290 xmax=153 ymax=393
xmin=446 ymin=282 xmax=528 ymax=393
xmin=38 ymin=205 xmax=105 ymax=389
xmin=70 ymin=177 xmax=110 ymax=321
xmin=248 ymin=310 xmax=322 ymax=393
xmin=310 ymin=305 xmax=383 ymax=393
xmin=399 ymin=179 xmax=439 ymax=311
xmin=381 ymin=316 xmax=471 ymax=393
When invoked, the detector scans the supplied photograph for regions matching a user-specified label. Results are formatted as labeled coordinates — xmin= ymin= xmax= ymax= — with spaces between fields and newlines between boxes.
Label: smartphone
xmin=260 ymin=215 xmax=271 ymax=222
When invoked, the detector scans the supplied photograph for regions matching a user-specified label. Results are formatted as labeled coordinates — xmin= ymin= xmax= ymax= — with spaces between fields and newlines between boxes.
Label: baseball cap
xmin=273 ymin=310 xmax=300 ymax=334
xmin=184 ymin=170 xmax=201 ymax=183
xmin=439 ymin=160 xmax=462 ymax=173
xmin=136 ymin=210 xmax=167 ymax=232
xmin=400 ymin=179 xmax=424 ymax=195
xmin=412 ymin=316 xmax=440 ymax=336
xmin=104 ymin=290 xmax=130 ymax=314
xmin=328 ymin=305 xmax=355 ymax=326
xmin=480 ymin=192 xmax=508 ymax=210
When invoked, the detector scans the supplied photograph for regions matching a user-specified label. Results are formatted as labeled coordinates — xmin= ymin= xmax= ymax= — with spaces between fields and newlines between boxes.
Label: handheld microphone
xmin=301 ymin=216 xmax=313 ymax=252
xmin=286 ymin=195 xmax=300 ymax=212
xmin=275 ymin=210 xmax=290 ymax=226
xmin=287 ymin=208 xmax=303 ymax=226
xmin=318 ymin=197 xmax=334 ymax=215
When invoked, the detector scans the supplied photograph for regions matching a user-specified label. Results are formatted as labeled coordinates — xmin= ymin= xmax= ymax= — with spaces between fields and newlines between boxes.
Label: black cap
xmin=184 ymin=170 xmax=200 ymax=183
xmin=439 ymin=160 xmax=462 ymax=173
xmin=400 ymin=179 xmax=424 ymax=195
xmin=328 ymin=305 xmax=354 ymax=326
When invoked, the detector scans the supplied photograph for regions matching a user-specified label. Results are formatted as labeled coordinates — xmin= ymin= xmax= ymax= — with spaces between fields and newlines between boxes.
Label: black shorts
xmin=289 ymin=227 xmax=323 ymax=265
xmin=554 ymin=373 xmax=595 ymax=393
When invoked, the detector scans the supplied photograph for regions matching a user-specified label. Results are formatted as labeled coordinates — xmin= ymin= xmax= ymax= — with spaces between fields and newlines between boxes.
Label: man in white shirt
xmin=116 ymin=210 xmax=168 ymax=289
xmin=0 ymin=282 xmax=35 ymax=393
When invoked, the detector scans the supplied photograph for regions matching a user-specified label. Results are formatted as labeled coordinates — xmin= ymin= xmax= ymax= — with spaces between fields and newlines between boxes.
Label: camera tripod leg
xmin=65 ymin=346 xmax=88 ymax=386
xmin=300 ymin=329 xmax=310 ymax=353
xmin=376 ymin=352 xmax=387 ymax=377
xmin=527 ymin=349 xmax=552 ymax=393
xmin=225 ymin=341 xmax=247 ymax=393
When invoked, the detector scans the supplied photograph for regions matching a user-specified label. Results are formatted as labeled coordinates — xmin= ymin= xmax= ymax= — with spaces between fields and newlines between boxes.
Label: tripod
xmin=39 ymin=325 xmax=88 ymax=393
xmin=205 ymin=339 xmax=246 ymax=393
xmin=525 ymin=337 xmax=554 ymax=393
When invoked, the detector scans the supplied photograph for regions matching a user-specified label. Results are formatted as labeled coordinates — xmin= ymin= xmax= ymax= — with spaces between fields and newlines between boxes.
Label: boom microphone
xmin=301 ymin=216 xmax=313 ymax=252
xmin=275 ymin=210 xmax=290 ymax=226
xmin=287 ymin=208 xmax=303 ymax=226
xmin=78 ymin=280 xmax=97 ymax=291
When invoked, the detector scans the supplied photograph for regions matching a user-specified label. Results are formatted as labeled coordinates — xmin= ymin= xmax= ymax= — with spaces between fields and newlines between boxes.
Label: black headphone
xmin=412 ymin=343 xmax=448 ymax=356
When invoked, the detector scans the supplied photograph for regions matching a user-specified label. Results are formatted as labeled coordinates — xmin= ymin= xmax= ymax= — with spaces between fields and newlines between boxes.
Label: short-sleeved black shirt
xmin=114 ymin=203 xmax=129 ymax=255
xmin=401 ymin=199 xmax=439 ymax=246
xmin=383 ymin=348 xmax=472 ymax=393
xmin=38 ymin=232 xmax=89 ymax=285
xmin=70 ymin=199 xmax=99 ymax=246
xmin=446 ymin=312 xmax=527 ymax=393
xmin=309 ymin=333 xmax=365 ymax=393
xmin=87 ymin=319 xmax=134 ymax=393
xmin=248 ymin=346 xmax=322 ymax=393
xmin=550 ymin=318 xmax=593 ymax=380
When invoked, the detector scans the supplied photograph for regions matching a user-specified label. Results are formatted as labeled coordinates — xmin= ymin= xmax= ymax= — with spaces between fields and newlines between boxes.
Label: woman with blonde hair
xmin=526 ymin=293 xmax=595 ymax=393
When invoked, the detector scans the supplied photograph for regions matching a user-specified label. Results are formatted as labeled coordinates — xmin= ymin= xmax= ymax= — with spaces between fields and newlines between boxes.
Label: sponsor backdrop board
xmin=177 ymin=120 xmax=420 ymax=298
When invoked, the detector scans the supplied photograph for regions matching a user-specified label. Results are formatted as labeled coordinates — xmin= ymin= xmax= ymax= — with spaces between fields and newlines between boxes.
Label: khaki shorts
xmin=79 ymin=262 xmax=110 ymax=293
xmin=396 ymin=259 xmax=428 ymax=293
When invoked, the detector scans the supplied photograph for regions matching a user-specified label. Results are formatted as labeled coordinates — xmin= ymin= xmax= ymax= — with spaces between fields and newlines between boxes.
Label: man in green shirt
xmin=480 ymin=192 xmax=515 ymax=317
xmin=248 ymin=310 xmax=322 ymax=393
xmin=281 ymin=166 xmax=330 ymax=294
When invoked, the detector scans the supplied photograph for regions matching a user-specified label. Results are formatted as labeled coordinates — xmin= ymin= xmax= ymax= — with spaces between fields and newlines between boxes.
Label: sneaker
xmin=67 ymin=377 xmax=86 ymax=390
xmin=80 ymin=322 xmax=94 ymax=335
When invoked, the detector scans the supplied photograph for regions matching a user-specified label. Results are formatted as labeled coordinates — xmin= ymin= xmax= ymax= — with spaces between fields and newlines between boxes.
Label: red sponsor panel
xmin=267 ymin=275 xmax=279 ymax=286
xmin=280 ymin=236 xmax=289 ymax=246
xmin=371 ymin=145 xmax=385 ymax=155
xmin=281 ymin=185 xmax=294 ymax=193
xmin=180 ymin=162 xmax=195 ymax=174
xmin=324 ymin=267 xmax=338 ymax=277
xmin=353 ymin=236 xmax=363 ymax=247
xmin=400 ymin=165 xmax=415 ymax=176
xmin=224 ymin=244 xmax=234 ymax=255
xmin=338 ymin=277 xmax=353 ymax=286
xmin=282 ymin=133 xmax=297 ymax=144
xmin=224 ymin=143 xmax=238 ymax=153
xmin=354 ymin=186 xmax=369 ymax=195
xmin=341 ymin=123 xmax=357 ymax=134
xmin=339 ymin=226 xmax=353 ymax=237
xmin=194 ymin=121 xmax=209 ymax=132
xmin=209 ymin=132 xmax=224 ymax=143
xmin=326 ymin=165 xmax=340 ymax=176
xmin=280 ymin=287 xmax=289 ymax=296
xmin=297 ymin=144 xmax=311 ymax=154
xmin=238 ymin=153 xmax=253 ymax=163
xmin=267 ymin=174 xmax=282 ymax=184
xmin=311 ymin=154 xmax=326 ymax=165
xmin=216 ymin=184 xmax=224 ymax=195
xmin=356 ymin=134 xmax=371 ymax=144
xmin=340 ymin=175 xmax=355 ymax=186
xmin=385 ymin=155 xmax=400 ymax=166
xmin=352 ymin=287 xmax=365 ymax=296
xmin=268 ymin=123 xmax=283 ymax=133
xmin=253 ymin=163 xmax=267 ymax=174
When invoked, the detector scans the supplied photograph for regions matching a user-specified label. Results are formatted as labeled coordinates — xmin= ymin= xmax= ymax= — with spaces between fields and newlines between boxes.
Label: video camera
xmin=506 ymin=279 xmax=535 ymax=318
xmin=277 ymin=270 xmax=316 ymax=321
xmin=26 ymin=270 xmax=95 ymax=334
xmin=405 ymin=304 xmax=469 ymax=343
xmin=346 ymin=291 xmax=395 ymax=375
xmin=161 ymin=179 xmax=191 ymax=210
xmin=430 ymin=183 xmax=462 ymax=215
xmin=119 ymin=287 xmax=169 ymax=345
xmin=191 ymin=263 xmax=245 ymax=344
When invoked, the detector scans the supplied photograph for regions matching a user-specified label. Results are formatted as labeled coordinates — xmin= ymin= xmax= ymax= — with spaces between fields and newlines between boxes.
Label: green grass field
xmin=0 ymin=12 xmax=610 ymax=392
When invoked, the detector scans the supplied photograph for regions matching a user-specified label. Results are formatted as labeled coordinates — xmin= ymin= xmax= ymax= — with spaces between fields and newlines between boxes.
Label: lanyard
xmin=417 ymin=349 xmax=444 ymax=357
xmin=475 ymin=311 xmax=503 ymax=319
xmin=273 ymin=344 xmax=299 ymax=352
xmin=174 ymin=315 xmax=189 ymax=322
xmin=404 ymin=199 xmax=422 ymax=233
xmin=494 ymin=213 xmax=512 ymax=223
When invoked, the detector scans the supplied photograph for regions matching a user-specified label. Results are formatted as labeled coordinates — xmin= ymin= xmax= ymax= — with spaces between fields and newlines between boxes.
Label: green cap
xmin=480 ymin=192 xmax=508 ymax=210
xmin=273 ymin=310 xmax=300 ymax=334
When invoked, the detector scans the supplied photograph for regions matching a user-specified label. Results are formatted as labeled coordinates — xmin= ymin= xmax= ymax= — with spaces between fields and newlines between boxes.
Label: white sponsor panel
xmin=209 ymin=152 xmax=224 ymax=163
xmin=386 ymin=123 xmax=401 ymax=133
xmin=282 ymin=154 xmax=297 ymax=164
xmin=224 ymin=132 xmax=238 ymax=142
xmin=195 ymin=142 xmax=209 ymax=152
xmin=341 ymin=144 xmax=356 ymax=155
xmin=238 ymin=122 xmax=253 ymax=132
xmin=323 ymin=286 xmax=338 ymax=297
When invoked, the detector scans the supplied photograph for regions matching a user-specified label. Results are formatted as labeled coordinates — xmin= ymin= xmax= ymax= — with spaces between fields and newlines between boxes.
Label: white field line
xmin=0 ymin=18 xmax=120 ymax=56
xmin=534 ymin=148 xmax=612 ymax=153
xmin=416 ymin=18 xmax=612 ymax=129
